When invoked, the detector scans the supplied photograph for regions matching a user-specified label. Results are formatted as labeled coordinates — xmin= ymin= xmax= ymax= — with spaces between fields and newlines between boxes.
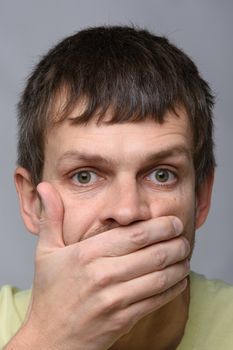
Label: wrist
xmin=4 ymin=323 xmax=56 ymax=350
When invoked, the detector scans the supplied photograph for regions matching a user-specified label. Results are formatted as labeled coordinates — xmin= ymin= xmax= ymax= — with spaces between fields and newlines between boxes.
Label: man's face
xmin=41 ymin=106 xmax=198 ymax=248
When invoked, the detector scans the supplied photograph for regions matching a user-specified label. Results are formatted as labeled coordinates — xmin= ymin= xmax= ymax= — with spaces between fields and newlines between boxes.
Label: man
xmin=1 ymin=25 xmax=233 ymax=349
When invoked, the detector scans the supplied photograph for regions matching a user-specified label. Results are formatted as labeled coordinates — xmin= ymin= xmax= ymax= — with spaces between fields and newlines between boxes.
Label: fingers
xmin=78 ymin=216 xmax=183 ymax=259
xmin=96 ymin=261 xmax=189 ymax=316
xmin=37 ymin=182 xmax=65 ymax=249
xmin=119 ymin=260 xmax=190 ymax=305
xmin=92 ymin=236 xmax=190 ymax=282
xmin=117 ymin=278 xmax=188 ymax=330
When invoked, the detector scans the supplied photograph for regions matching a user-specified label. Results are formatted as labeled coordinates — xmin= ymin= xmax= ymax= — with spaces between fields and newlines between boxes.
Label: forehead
xmin=44 ymin=106 xmax=193 ymax=169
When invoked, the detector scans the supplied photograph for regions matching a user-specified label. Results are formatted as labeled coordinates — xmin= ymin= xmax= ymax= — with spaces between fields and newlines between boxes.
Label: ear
xmin=195 ymin=169 xmax=215 ymax=229
xmin=14 ymin=167 xmax=41 ymax=235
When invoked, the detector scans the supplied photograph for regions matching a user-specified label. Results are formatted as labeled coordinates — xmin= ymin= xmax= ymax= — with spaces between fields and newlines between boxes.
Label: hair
xmin=17 ymin=25 xmax=215 ymax=188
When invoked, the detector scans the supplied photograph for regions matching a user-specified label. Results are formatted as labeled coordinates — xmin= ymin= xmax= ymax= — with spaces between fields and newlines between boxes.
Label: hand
xmin=8 ymin=182 xmax=190 ymax=350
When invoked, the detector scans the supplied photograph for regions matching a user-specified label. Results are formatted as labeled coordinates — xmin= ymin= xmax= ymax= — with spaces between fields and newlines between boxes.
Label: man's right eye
xmin=72 ymin=170 xmax=99 ymax=186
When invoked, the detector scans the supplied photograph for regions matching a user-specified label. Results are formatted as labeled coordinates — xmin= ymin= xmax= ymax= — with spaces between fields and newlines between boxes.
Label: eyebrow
xmin=56 ymin=145 xmax=192 ymax=169
xmin=142 ymin=146 xmax=192 ymax=163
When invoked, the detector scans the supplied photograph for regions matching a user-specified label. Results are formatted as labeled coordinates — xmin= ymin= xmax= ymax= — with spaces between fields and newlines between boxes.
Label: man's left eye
xmin=146 ymin=169 xmax=177 ymax=184
xmin=72 ymin=170 xmax=99 ymax=185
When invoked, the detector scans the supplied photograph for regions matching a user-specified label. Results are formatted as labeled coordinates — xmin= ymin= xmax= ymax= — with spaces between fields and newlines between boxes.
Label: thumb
xmin=37 ymin=182 xmax=65 ymax=249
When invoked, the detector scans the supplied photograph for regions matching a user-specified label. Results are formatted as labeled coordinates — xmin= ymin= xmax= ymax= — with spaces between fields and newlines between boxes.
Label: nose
xmin=99 ymin=177 xmax=151 ymax=226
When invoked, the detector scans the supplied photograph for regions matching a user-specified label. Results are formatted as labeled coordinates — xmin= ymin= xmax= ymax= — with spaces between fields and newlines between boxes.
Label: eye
xmin=146 ymin=169 xmax=177 ymax=185
xmin=71 ymin=170 xmax=99 ymax=186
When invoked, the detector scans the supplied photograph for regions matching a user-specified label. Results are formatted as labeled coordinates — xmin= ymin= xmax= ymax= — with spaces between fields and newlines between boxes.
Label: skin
xmin=9 ymin=106 xmax=214 ymax=350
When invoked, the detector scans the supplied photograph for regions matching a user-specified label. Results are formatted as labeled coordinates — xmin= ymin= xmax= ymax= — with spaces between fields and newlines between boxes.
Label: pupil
xmin=78 ymin=172 xmax=91 ymax=183
xmin=156 ymin=170 xmax=168 ymax=182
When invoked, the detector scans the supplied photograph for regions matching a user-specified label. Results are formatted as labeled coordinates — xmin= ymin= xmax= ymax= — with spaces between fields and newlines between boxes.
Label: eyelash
xmin=71 ymin=169 xmax=102 ymax=187
xmin=69 ymin=167 xmax=178 ymax=188
xmin=144 ymin=168 xmax=178 ymax=188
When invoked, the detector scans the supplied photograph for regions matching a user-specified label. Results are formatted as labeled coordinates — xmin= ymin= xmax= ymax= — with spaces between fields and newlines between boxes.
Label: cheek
xmin=149 ymin=192 xmax=196 ymax=240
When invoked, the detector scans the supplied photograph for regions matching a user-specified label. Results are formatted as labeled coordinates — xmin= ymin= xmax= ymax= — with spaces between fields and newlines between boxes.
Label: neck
xmin=110 ymin=280 xmax=190 ymax=350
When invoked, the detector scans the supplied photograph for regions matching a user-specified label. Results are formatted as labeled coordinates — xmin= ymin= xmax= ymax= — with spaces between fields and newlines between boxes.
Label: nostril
xmin=101 ymin=204 xmax=151 ymax=226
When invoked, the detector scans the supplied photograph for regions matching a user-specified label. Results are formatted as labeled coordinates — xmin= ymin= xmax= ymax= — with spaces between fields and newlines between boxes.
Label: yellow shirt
xmin=177 ymin=272 xmax=233 ymax=350
xmin=0 ymin=286 xmax=31 ymax=348
xmin=0 ymin=272 xmax=233 ymax=349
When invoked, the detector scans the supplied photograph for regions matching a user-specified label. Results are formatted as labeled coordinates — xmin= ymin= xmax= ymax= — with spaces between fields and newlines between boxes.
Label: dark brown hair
xmin=17 ymin=25 xmax=215 ymax=187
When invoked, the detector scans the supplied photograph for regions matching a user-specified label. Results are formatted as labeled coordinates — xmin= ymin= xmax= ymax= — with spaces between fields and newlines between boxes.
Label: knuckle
xmin=101 ymin=292 xmax=123 ymax=314
xmin=39 ymin=215 xmax=60 ymax=228
xmin=149 ymin=279 xmax=187 ymax=313
xmin=110 ymin=310 xmax=136 ymax=335
xmin=171 ymin=278 xmax=187 ymax=297
xmin=129 ymin=227 xmax=148 ymax=247
xmin=156 ymin=272 xmax=167 ymax=291
xmin=111 ymin=314 xmax=129 ymax=333
xmin=153 ymin=250 xmax=166 ymax=268
xmin=72 ymin=246 xmax=90 ymax=266
xmin=93 ymin=270 xmax=113 ymax=289
xmin=148 ymin=296 xmax=162 ymax=312
xmin=38 ymin=217 xmax=49 ymax=228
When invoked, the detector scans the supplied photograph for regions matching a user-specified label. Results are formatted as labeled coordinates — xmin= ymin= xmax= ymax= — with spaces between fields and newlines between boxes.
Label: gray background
xmin=0 ymin=0 xmax=233 ymax=290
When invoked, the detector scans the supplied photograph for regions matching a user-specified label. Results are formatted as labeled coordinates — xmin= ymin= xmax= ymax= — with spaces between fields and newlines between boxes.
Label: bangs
xmin=49 ymin=27 xmax=184 ymax=125
xmin=54 ymin=76 xmax=179 ymax=126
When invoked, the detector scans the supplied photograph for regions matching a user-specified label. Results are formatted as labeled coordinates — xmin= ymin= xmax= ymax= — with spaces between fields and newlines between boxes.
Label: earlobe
xmin=14 ymin=167 xmax=41 ymax=235
xmin=195 ymin=169 xmax=215 ymax=229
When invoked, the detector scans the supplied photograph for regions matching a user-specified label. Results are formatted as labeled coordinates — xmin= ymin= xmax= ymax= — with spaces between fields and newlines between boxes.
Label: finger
xmin=118 ymin=260 xmax=189 ymax=306
xmin=78 ymin=216 xmax=183 ymax=259
xmin=96 ymin=261 xmax=189 ymax=311
xmin=37 ymin=182 xmax=65 ymax=249
xmin=93 ymin=236 xmax=190 ymax=282
xmin=117 ymin=278 xmax=188 ymax=330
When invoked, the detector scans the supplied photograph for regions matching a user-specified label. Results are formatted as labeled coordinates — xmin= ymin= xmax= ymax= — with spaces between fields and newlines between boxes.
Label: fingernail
xmin=185 ymin=259 xmax=190 ymax=270
xmin=181 ymin=278 xmax=188 ymax=289
xmin=172 ymin=217 xmax=183 ymax=235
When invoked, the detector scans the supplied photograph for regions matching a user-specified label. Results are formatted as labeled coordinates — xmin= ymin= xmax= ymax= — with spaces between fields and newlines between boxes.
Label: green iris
xmin=77 ymin=171 xmax=92 ymax=184
xmin=155 ymin=169 xmax=169 ymax=183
